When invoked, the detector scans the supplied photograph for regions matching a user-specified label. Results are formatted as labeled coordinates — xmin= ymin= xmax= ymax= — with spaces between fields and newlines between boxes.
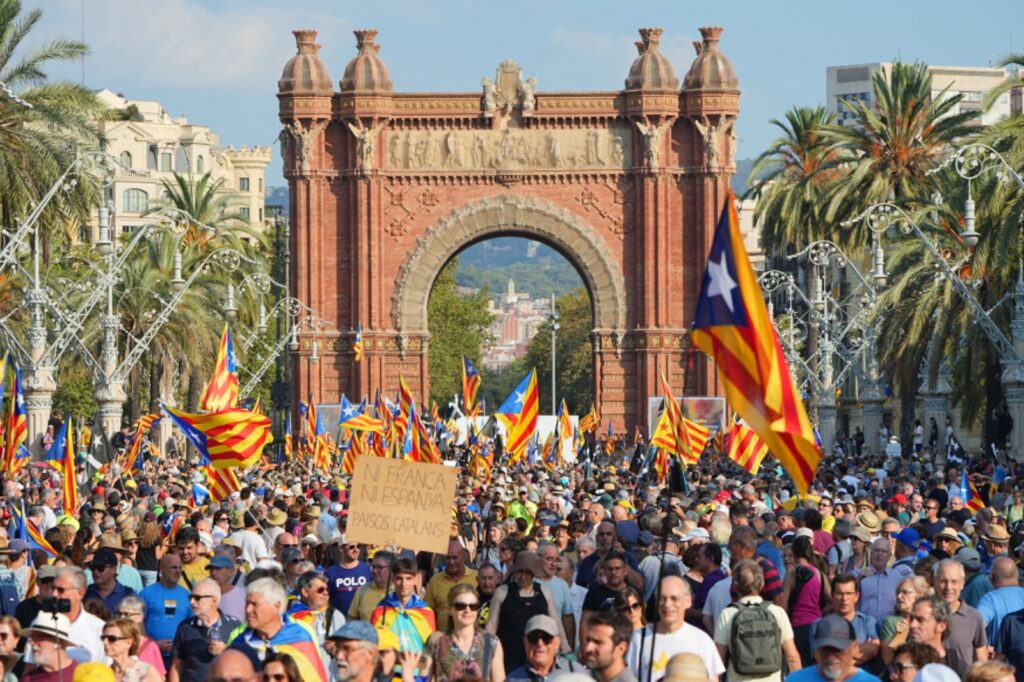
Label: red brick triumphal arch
xmin=277 ymin=26 xmax=739 ymax=431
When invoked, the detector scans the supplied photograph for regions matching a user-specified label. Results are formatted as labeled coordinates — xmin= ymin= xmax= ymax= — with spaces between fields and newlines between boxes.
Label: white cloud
xmin=30 ymin=0 xmax=355 ymax=91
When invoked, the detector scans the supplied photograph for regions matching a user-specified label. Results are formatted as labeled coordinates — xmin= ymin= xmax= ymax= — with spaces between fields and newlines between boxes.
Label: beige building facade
xmin=93 ymin=89 xmax=271 ymax=236
xmin=827 ymin=62 xmax=1014 ymax=127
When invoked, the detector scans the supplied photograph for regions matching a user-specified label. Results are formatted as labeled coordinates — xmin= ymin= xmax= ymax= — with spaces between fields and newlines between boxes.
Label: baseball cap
xmin=206 ymin=555 xmax=235 ymax=570
xmin=328 ymin=620 xmax=378 ymax=645
xmin=524 ymin=614 xmax=559 ymax=637
xmin=812 ymin=614 xmax=855 ymax=650
xmin=90 ymin=547 xmax=120 ymax=568
xmin=894 ymin=528 xmax=920 ymax=549
xmin=955 ymin=547 xmax=982 ymax=572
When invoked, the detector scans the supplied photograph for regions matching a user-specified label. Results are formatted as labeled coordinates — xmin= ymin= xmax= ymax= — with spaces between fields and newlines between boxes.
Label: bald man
xmin=976 ymin=556 xmax=1024 ymax=642
xmin=626 ymin=576 xmax=725 ymax=682
xmin=207 ymin=650 xmax=258 ymax=682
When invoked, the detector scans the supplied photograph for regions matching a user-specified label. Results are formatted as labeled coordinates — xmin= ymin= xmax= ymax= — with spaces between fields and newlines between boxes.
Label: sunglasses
xmin=618 ymin=602 xmax=642 ymax=612
xmin=101 ymin=635 xmax=129 ymax=643
xmin=263 ymin=675 xmax=288 ymax=682
xmin=526 ymin=632 xmax=555 ymax=645
xmin=189 ymin=594 xmax=215 ymax=601
xmin=452 ymin=601 xmax=480 ymax=612
xmin=116 ymin=611 xmax=142 ymax=618
xmin=312 ymin=587 xmax=328 ymax=594
xmin=890 ymin=663 xmax=917 ymax=672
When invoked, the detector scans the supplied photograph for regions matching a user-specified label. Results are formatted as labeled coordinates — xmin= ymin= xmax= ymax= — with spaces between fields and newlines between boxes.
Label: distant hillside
xmin=455 ymin=237 xmax=583 ymax=299
xmin=732 ymin=158 xmax=755 ymax=195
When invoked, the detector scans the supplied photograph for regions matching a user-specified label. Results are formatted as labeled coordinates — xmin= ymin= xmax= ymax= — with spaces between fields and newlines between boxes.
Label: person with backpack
xmin=714 ymin=559 xmax=801 ymax=681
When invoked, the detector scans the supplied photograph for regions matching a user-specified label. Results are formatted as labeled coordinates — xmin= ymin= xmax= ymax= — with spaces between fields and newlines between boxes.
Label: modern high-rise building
xmin=91 ymin=89 xmax=271 ymax=237
xmin=826 ymin=62 xmax=1014 ymax=127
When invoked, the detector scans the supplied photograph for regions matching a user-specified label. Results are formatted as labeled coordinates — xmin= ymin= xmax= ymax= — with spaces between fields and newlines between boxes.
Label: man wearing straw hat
xmin=21 ymin=611 xmax=80 ymax=680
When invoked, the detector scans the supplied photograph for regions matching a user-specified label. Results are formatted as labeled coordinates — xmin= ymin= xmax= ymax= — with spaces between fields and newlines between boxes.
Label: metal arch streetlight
xmin=547 ymin=293 xmax=560 ymax=415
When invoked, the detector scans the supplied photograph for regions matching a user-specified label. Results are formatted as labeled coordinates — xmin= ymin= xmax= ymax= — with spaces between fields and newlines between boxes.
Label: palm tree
xmin=146 ymin=171 xmax=255 ymax=245
xmin=826 ymin=62 xmax=976 ymax=247
xmin=746 ymin=106 xmax=841 ymax=256
xmin=0 ymin=0 xmax=106 ymax=253
xmin=824 ymin=62 xmax=978 ymax=449
xmin=983 ymin=54 xmax=1024 ymax=111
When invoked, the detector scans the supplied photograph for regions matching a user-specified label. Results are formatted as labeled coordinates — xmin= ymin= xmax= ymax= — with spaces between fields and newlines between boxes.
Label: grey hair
xmin=194 ymin=578 xmax=222 ymax=598
xmin=247 ymin=577 xmax=288 ymax=615
xmin=575 ymin=537 xmax=596 ymax=552
xmin=296 ymin=571 xmax=328 ymax=593
xmin=56 ymin=566 xmax=87 ymax=590
xmin=933 ymin=558 xmax=965 ymax=581
xmin=117 ymin=595 xmax=147 ymax=615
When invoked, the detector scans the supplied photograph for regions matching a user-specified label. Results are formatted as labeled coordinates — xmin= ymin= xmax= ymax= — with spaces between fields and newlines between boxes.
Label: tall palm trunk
xmin=149 ymin=353 xmax=162 ymax=413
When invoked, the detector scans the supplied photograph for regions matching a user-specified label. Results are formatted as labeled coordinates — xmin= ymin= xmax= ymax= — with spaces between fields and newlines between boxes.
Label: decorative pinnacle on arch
xmin=293 ymin=29 xmax=319 ymax=51
xmin=638 ymin=27 xmax=663 ymax=52
xmin=354 ymin=29 xmax=380 ymax=54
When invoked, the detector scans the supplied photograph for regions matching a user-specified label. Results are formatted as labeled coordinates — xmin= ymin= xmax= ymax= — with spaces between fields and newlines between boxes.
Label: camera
xmin=39 ymin=597 xmax=71 ymax=614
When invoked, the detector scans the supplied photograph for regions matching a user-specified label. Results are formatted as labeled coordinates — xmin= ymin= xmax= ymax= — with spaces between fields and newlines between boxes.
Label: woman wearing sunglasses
xmin=430 ymin=584 xmax=505 ymax=682
xmin=260 ymin=651 xmax=302 ymax=682
xmin=101 ymin=617 xmax=162 ymax=682
xmin=612 ymin=586 xmax=646 ymax=633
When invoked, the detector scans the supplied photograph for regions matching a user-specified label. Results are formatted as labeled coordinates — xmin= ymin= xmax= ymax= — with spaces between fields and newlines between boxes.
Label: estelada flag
xmin=199 ymin=325 xmax=239 ymax=413
xmin=462 ymin=355 xmax=481 ymax=414
xmin=162 ymin=405 xmax=272 ymax=469
xmin=727 ymin=422 xmax=770 ymax=475
xmin=691 ymin=195 xmax=820 ymax=493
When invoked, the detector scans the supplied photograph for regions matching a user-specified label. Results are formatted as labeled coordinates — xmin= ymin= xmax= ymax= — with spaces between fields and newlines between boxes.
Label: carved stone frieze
xmin=383 ymin=184 xmax=442 ymax=239
xmin=576 ymin=180 xmax=633 ymax=238
xmin=386 ymin=126 xmax=632 ymax=172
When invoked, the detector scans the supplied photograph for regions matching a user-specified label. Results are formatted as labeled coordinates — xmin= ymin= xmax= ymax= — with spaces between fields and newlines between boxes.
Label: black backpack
xmin=728 ymin=599 xmax=782 ymax=676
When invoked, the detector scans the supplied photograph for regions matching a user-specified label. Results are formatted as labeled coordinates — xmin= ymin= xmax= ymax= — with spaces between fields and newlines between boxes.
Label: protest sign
xmin=346 ymin=456 xmax=458 ymax=554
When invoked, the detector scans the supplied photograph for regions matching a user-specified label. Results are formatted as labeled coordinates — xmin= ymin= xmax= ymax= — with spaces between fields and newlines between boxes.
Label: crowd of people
xmin=1 ymin=425 xmax=1024 ymax=682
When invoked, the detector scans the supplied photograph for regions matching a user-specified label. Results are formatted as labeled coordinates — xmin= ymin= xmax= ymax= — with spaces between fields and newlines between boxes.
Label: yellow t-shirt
xmin=348 ymin=583 xmax=389 ymax=622
xmin=180 ymin=556 xmax=210 ymax=590
xmin=425 ymin=568 xmax=478 ymax=631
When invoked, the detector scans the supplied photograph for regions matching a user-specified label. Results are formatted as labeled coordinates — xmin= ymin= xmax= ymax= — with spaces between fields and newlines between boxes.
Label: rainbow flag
xmin=229 ymin=621 xmax=328 ymax=681
xmin=200 ymin=325 xmax=239 ymax=413
xmin=162 ymin=405 xmax=272 ymax=469
xmin=370 ymin=593 xmax=436 ymax=654
xmin=727 ymin=422 xmax=770 ymax=475
xmin=691 ymin=195 xmax=820 ymax=493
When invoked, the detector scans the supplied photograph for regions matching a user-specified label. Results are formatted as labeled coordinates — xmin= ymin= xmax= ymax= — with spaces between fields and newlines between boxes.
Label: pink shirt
xmin=790 ymin=565 xmax=824 ymax=627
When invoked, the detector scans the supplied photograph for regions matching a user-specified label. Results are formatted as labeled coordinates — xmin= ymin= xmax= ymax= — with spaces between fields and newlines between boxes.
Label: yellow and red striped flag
xmin=726 ymin=422 xmax=770 ymax=475
xmin=61 ymin=418 xmax=78 ymax=516
xmin=163 ymin=405 xmax=272 ymax=469
xmin=123 ymin=413 xmax=160 ymax=473
xmin=203 ymin=465 xmax=241 ymax=502
xmin=496 ymin=368 xmax=539 ymax=463
xmin=462 ymin=356 xmax=481 ymax=414
xmin=650 ymin=377 xmax=711 ymax=464
xmin=3 ymin=366 xmax=28 ymax=476
xmin=199 ymin=325 xmax=239 ymax=413
xmin=579 ymin=404 xmax=599 ymax=433
xmin=353 ymin=324 xmax=364 ymax=362
xmin=691 ymin=195 xmax=820 ymax=493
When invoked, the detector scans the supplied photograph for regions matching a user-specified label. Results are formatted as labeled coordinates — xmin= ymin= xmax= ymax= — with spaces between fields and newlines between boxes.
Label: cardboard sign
xmin=346 ymin=457 xmax=458 ymax=554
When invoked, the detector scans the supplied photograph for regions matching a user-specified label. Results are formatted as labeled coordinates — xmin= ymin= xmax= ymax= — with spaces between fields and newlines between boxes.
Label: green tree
xmin=0 ymin=0 xmax=105 ymax=254
xmin=427 ymin=258 xmax=494 ymax=407
xmin=51 ymin=363 xmax=97 ymax=422
xmin=746 ymin=106 xmax=841 ymax=255
xmin=518 ymin=288 xmax=593 ymax=414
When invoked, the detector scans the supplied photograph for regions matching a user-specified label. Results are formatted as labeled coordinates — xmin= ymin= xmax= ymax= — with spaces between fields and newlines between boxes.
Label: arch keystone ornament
xmin=278 ymin=26 xmax=740 ymax=430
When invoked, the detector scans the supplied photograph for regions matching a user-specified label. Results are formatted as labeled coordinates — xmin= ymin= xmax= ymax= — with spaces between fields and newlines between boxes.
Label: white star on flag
xmin=706 ymin=251 xmax=737 ymax=313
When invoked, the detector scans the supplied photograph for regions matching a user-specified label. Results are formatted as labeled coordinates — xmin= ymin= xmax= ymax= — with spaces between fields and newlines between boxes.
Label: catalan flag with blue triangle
xmin=199 ymin=324 xmax=239 ymax=412
xmin=338 ymin=395 xmax=385 ymax=435
xmin=11 ymin=501 xmax=57 ymax=558
xmin=162 ymin=405 xmax=272 ymax=469
xmin=496 ymin=368 xmax=539 ymax=463
xmin=462 ymin=355 xmax=481 ymax=414
xmin=962 ymin=468 xmax=985 ymax=513
xmin=3 ymin=366 xmax=28 ymax=476
xmin=691 ymin=194 xmax=820 ymax=493
xmin=353 ymin=324 xmax=364 ymax=362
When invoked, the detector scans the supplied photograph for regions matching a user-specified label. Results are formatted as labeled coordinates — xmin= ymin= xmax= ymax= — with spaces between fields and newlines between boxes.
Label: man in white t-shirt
xmin=627 ymin=575 xmax=725 ymax=682
xmin=714 ymin=559 xmax=802 ymax=681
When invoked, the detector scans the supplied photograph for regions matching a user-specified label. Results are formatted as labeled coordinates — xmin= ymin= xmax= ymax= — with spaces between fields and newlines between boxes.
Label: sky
xmin=26 ymin=0 xmax=1024 ymax=188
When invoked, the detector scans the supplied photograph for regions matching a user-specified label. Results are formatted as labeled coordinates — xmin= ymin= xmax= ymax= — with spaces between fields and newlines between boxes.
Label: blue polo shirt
xmin=141 ymin=581 xmax=192 ymax=642
xmin=84 ymin=580 xmax=134 ymax=613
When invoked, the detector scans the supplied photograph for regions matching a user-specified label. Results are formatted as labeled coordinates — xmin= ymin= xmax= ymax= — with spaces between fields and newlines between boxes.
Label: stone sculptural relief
xmin=385 ymin=126 xmax=633 ymax=172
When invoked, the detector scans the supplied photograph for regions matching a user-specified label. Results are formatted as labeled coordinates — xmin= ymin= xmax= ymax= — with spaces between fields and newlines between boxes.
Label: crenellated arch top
xmin=392 ymin=195 xmax=627 ymax=335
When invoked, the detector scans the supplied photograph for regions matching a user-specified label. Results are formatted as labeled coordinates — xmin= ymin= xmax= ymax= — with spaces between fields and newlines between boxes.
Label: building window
xmin=119 ymin=151 xmax=132 ymax=169
xmin=78 ymin=225 xmax=91 ymax=243
xmin=123 ymin=188 xmax=148 ymax=213
xmin=258 ymin=178 xmax=263 ymax=192
xmin=121 ymin=224 xmax=136 ymax=234
xmin=196 ymin=155 xmax=204 ymax=173
xmin=240 ymin=207 xmax=251 ymax=220
xmin=160 ymin=152 xmax=171 ymax=172
xmin=259 ymin=207 xmax=263 ymax=222
xmin=239 ymin=177 xmax=250 ymax=192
